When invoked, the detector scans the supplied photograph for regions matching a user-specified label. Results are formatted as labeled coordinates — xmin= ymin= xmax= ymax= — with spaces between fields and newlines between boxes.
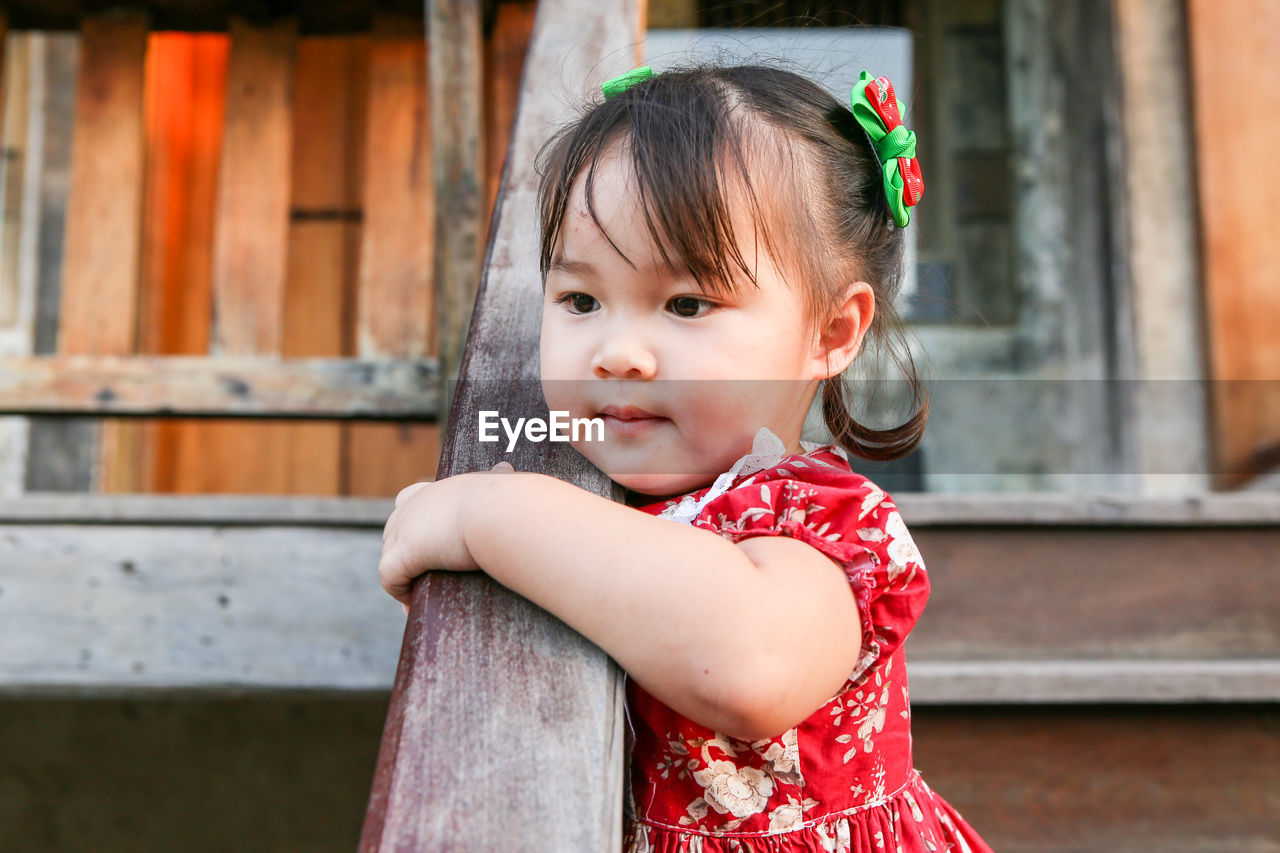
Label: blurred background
xmin=0 ymin=1 xmax=1276 ymax=850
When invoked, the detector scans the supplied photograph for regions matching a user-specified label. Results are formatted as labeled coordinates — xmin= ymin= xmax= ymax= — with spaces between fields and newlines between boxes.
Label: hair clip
xmin=602 ymin=65 xmax=653 ymax=100
xmin=850 ymin=71 xmax=925 ymax=227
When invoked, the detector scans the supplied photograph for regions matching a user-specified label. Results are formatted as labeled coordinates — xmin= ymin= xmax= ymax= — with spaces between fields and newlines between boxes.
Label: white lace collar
xmin=656 ymin=427 xmax=799 ymax=525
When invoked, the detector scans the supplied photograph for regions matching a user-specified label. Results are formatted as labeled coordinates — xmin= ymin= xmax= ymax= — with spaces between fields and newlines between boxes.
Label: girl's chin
xmin=608 ymin=470 xmax=716 ymax=499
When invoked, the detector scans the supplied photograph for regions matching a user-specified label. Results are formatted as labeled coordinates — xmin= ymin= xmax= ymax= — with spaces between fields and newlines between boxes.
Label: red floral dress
xmin=623 ymin=434 xmax=992 ymax=853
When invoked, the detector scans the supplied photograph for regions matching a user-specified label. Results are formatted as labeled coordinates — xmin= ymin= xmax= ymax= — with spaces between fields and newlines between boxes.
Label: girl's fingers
xmin=491 ymin=461 xmax=515 ymax=472
xmin=402 ymin=601 xmax=410 ymax=616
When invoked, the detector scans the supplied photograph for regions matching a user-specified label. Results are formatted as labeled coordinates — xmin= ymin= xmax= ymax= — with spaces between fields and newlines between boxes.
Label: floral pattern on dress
xmin=624 ymin=443 xmax=993 ymax=853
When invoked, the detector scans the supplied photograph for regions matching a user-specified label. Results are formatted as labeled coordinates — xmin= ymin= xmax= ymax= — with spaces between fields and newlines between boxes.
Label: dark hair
xmin=536 ymin=64 xmax=927 ymax=461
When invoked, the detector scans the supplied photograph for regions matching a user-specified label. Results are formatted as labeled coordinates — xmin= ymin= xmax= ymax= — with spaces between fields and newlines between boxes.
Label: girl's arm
xmin=392 ymin=470 xmax=864 ymax=742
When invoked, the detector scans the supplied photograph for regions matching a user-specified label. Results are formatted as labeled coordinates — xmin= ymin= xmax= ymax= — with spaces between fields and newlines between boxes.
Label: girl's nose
xmin=591 ymin=332 xmax=657 ymax=379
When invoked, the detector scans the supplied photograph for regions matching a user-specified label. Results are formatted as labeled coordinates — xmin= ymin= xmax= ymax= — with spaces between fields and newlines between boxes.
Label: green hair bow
xmin=850 ymin=70 xmax=925 ymax=227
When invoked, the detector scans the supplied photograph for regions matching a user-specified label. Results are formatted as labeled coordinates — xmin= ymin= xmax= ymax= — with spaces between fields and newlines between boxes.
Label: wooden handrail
xmin=359 ymin=0 xmax=641 ymax=848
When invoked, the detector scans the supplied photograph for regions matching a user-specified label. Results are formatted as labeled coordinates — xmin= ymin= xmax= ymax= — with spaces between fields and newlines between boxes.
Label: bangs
xmin=539 ymin=71 xmax=800 ymax=297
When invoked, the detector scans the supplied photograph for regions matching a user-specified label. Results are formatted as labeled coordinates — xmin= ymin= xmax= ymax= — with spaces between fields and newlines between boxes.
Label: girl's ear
xmin=813 ymin=281 xmax=875 ymax=379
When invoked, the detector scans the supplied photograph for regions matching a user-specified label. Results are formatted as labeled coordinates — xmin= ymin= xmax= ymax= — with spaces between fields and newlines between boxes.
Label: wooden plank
xmin=909 ymin=659 xmax=1280 ymax=704
xmin=0 ymin=491 xmax=1272 ymax=527
xmin=894 ymin=492 xmax=1280 ymax=526
xmin=914 ymin=704 xmax=1280 ymax=852
xmin=482 ymin=0 xmax=537 ymax=227
xmin=138 ymin=32 xmax=228 ymax=493
xmin=0 ymin=493 xmax=1276 ymax=701
xmin=0 ymin=519 xmax=402 ymax=695
xmin=0 ymin=355 xmax=440 ymax=419
xmin=359 ymin=0 xmax=640 ymax=849
xmin=210 ymin=17 xmax=295 ymax=356
xmin=23 ymin=33 xmax=86 ymax=493
xmin=0 ymin=28 xmax=32 ymax=495
xmin=907 ymin=523 xmax=1280 ymax=661
xmin=1187 ymin=0 xmax=1280 ymax=485
xmin=1112 ymin=0 xmax=1210 ymax=495
xmin=0 ymin=1 xmax=423 ymax=34
xmin=347 ymin=11 xmax=439 ymax=497
xmin=429 ymin=0 xmax=483 ymax=405
xmin=1001 ymin=0 xmax=1133 ymax=489
xmin=58 ymin=12 xmax=148 ymax=493
xmin=192 ymin=15 xmax=298 ymax=494
xmin=283 ymin=34 xmax=369 ymax=493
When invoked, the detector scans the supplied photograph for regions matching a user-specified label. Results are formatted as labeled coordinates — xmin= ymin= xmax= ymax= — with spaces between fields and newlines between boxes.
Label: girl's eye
xmin=667 ymin=295 xmax=713 ymax=318
xmin=557 ymin=292 xmax=599 ymax=314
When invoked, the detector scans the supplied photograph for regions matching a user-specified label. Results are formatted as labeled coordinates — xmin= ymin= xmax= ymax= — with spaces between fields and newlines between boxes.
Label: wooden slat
xmin=482 ymin=0 xmax=537 ymax=230
xmin=1 ymin=493 xmax=1276 ymax=703
xmin=428 ymin=0 xmax=484 ymax=402
xmin=1187 ymin=0 xmax=1280 ymax=485
xmin=190 ymin=16 xmax=298 ymax=494
xmin=58 ymin=12 xmax=148 ymax=493
xmin=138 ymin=32 xmax=228 ymax=493
xmin=346 ymin=11 xmax=439 ymax=497
xmin=283 ymin=35 xmax=369 ymax=493
xmin=359 ymin=0 xmax=640 ymax=849
xmin=914 ymin=704 xmax=1280 ymax=852
xmin=906 ymin=522 xmax=1280 ymax=661
xmin=1112 ymin=0 xmax=1210 ymax=494
xmin=210 ymin=17 xmax=295 ymax=356
xmin=1 ymin=2 xmax=421 ymax=34
xmin=0 ymin=355 xmax=439 ymax=418
xmin=0 ymin=29 xmax=33 ymax=495
xmin=0 ymin=517 xmax=401 ymax=695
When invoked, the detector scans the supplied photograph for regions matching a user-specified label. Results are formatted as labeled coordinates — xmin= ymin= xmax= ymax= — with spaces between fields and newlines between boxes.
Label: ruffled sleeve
xmin=692 ymin=452 xmax=931 ymax=689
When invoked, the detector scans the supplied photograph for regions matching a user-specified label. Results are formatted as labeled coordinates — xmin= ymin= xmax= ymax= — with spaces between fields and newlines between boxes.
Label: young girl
xmin=379 ymin=64 xmax=992 ymax=852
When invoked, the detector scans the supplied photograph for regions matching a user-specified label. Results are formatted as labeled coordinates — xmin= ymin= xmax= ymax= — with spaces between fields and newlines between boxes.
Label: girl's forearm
xmin=462 ymin=471 xmax=772 ymax=735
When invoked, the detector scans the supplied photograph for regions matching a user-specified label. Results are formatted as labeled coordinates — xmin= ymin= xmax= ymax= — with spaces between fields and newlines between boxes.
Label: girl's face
xmin=540 ymin=147 xmax=842 ymax=497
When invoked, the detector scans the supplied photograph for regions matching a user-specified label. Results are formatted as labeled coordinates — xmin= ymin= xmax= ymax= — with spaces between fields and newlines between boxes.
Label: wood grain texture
xmin=193 ymin=16 xmax=299 ymax=494
xmin=210 ymin=16 xmax=295 ymax=356
xmin=0 ymin=518 xmax=402 ymax=694
xmin=0 ymin=28 xmax=33 ymax=496
xmin=283 ymin=35 xmax=369 ymax=494
xmin=0 ymin=355 xmax=439 ymax=418
xmin=58 ymin=13 xmax=148 ymax=493
xmin=482 ymin=0 xmax=537 ymax=234
xmin=1112 ymin=0 xmax=1210 ymax=495
xmin=58 ymin=13 xmax=147 ymax=358
xmin=428 ymin=0 xmax=484 ymax=398
xmin=1187 ymin=0 xmax=1280 ymax=485
xmin=138 ymin=32 xmax=228 ymax=493
xmin=914 ymin=704 xmax=1280 ymax=852
xmin=1 ymin=493 xmax=1276 ymax=703
xmin=346 ymin=12 xmax=440 ymax=497
xmin=360 ymin=0 xmax=642 ymax=848
xmin=906 ymin=523 xmax=1280 ymax=662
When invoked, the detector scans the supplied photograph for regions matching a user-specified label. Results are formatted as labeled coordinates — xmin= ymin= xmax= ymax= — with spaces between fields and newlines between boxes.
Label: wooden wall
xmin=11 ymin=3 xmax=535 ymax=498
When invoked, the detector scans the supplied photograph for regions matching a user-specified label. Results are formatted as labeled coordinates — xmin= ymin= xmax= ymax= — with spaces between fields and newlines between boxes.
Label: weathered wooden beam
xmin=348 ymin=11 xmax=441 ymax=495
xmin=359 ymin=0 xmax=641 ymax=849
xmin=1 ymin=1 xmax=424 ymax=34
xmin=0 ymin=355 xmax=440 ymax=419
xmin=59 ymin=11 xmax=149 ymax=492
xmin=0 ymin=500 xmax=402 ymax=695
xmin=1187 ymin=0 xmax=1280 ymax=486
xmin=428 ymin=0 xmax=484 ymax=423
xmin=1 ymin=494 xmax=1277 ymax=703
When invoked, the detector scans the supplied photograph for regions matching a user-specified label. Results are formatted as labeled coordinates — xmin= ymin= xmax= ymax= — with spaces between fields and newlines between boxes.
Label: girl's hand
xmin=379 ymin=462 xmax=516 ymax=612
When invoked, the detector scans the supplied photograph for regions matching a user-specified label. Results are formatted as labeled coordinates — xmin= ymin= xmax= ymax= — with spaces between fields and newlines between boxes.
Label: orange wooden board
xmin=1187 ymin=0 xmax=1280 ymax=484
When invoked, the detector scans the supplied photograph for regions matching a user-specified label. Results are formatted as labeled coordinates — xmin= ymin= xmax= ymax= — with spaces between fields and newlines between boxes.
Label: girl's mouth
xmin=598 ymin=405 xmax=668 ymax=437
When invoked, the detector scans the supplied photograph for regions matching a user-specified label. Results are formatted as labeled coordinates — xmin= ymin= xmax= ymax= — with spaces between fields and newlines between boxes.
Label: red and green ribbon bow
xmin=850 ymin=71 xmax=925 ymax=227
